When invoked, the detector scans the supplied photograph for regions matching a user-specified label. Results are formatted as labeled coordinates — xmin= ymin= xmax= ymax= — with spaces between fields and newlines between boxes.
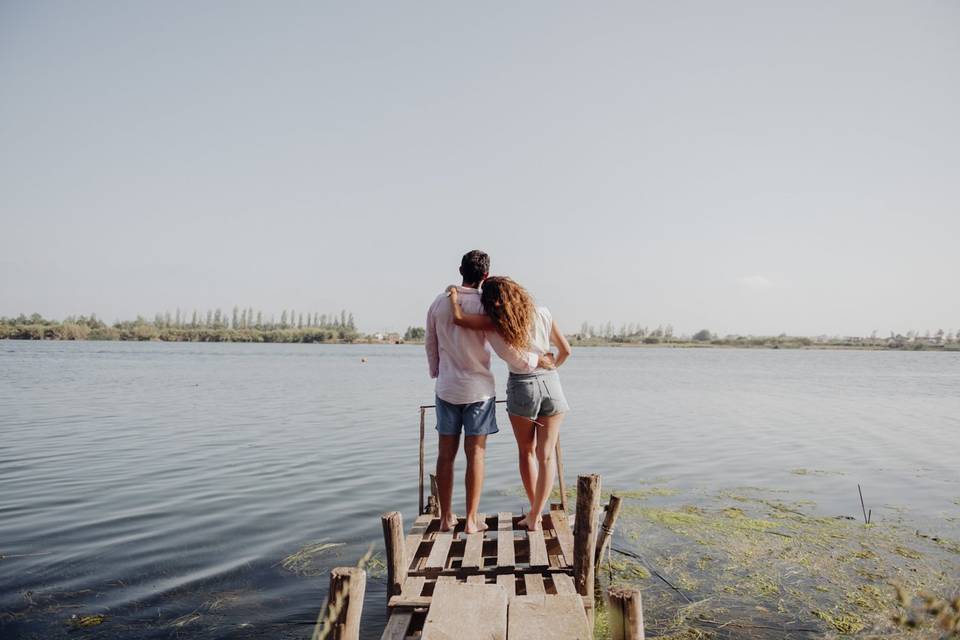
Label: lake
xmin=1 ymin=341 xmax=958 ymax=638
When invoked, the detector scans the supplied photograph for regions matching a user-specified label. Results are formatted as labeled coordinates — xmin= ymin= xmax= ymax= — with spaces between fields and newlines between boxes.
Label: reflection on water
xmin=1 ymin=342 xmax=958 ymax=638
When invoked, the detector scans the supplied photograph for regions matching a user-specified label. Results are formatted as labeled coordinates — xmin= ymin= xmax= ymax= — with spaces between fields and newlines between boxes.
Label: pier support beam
xmin=608 ymin=586 xmax=644 ymax=640
xmin=322 ymin=567 xmax=366 ymax=640
xmin=573 ymin=474 xmax=601 ymax=624
xmin=381 ymin=511 xmax=406 ymax=600
xmin=595 ymin=494 xmax=623 ymax=569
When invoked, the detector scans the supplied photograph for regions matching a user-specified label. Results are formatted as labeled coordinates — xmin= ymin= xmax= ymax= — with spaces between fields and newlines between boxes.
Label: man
xmin=425 ymin=250 xmax=554 ymax=534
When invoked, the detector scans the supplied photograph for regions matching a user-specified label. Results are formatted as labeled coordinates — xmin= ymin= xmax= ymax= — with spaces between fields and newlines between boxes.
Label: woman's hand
xmin=446 ymin=285 xmax=459 ymax=302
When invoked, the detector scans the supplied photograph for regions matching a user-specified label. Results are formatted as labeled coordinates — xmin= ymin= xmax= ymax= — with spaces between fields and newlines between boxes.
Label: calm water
xmin=1 ymin=342 xmax=958 ymax=638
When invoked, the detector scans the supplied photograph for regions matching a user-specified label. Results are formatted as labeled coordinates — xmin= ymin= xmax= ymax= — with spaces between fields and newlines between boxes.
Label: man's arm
xmin=425 ymin=302 xmax=440 ymax=378
xmin=486 ymin=331 xmax=550 ymax=373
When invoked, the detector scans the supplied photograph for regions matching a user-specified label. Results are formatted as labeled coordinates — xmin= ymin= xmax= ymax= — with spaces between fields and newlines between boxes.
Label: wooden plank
xmin=527 ymin=528 xmax=549 ymax=569
xmin=507 ymin=594 xmax=591 ymax=639
xmin=422 ymin=582 xmax=508 ymax=640
xmin=496 ymin=574 xmax=515 ymax=598
xmin=404 ymin=513 xmax=434 ymax=571
xmin=388 ymin=576 xmax=429 ymax=608
xmin=496 ymin=512 xmax=515 ymax=569
xmin=552 ymin=573 xmax=577 ymax=595
xmin=467 ymin=575 xmax=485 ymax=584
xmin=523 ymin=573 xmax=546 ymax=596
xmin=549 ymin=509 xmax=574 ymax=567
xmin=401 ymin=576 xmax=425 ymax=599
xmin=461 ymin=512 xmax=485 ymax=569
xmin=425 ymin=532 xmax=454 ymax=570
xmin=380 ymin=610 xmax=413 ymax=640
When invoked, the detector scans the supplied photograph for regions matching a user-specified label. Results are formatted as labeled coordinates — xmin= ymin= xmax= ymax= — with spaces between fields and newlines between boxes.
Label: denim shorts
xmin=435 ymin=395 xmax=499 ymax=437
xmin=506 ymin=371 xmax=569 ymax=420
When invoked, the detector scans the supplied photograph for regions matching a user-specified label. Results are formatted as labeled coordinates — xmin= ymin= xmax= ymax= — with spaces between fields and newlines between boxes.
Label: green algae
xmin=597 ymin=486 xmax=960 ymax=639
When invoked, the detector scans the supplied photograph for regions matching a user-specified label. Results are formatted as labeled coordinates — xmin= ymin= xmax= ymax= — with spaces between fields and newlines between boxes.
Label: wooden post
xmin=608 ymin=586 xmax=644 ymax=640
xmin=573 ymin=474 xmax=601 ymax=604
xmin=322 ymin=567 xmax=366 ymax=640
xmin=595 ymin=494 xmax=623 ymax=568
xmin=381 ymin=512 xmax=406 ymax=599
xmin=428 ymin=473 xmax=440 ymax=517
xmin=555 ymin=437 xmax=568 ymax=512
xmin=419 ymin=407 xmax=426 ymax=515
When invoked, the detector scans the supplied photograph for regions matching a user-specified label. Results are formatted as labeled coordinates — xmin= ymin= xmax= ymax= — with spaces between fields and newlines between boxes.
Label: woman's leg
xmin=509 ymin=414 xmax=538 ymax=511
xmin=526 ymin=412 xmax=565 ymax=531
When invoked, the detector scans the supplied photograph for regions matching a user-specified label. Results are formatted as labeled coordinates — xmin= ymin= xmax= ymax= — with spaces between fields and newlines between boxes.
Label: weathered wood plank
xmin=552 ymin=573 xmax=577 ymax=595
xmin=404 ymin=513 xmax=434 ymax=571
xmin=496 ymin=574 xmax=515 ymax=598
xmin=400 ymin=576 xmax=425 ymax=599
xmin=422 ymin=582 xmax=508 ymax=640
xmin=461 ymin=512 xmax=485 ymax=569
xmin=380 ymin=610 xmax=413 ymax=640
xmin=523 ymin=573 xmax=546 ymax=596
xmin=549 ymin=509 xmax=574 ymax=567
xmin=425 ymin=532 xmax=454 ymax=570
xmin=527 ymin=527 xmax=549 ymax=569
xmin=497 ymin=513 xmax=515 ymax=569
xmin=507 ymin=595 xmax=591 ymax=639
xmin=388 ymin=576 xmax=429 ymax=608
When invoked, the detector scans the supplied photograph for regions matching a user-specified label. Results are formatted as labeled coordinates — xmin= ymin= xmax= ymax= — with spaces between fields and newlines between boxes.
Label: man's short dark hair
xmin=460 ymin=250 xmax=490 ymax=284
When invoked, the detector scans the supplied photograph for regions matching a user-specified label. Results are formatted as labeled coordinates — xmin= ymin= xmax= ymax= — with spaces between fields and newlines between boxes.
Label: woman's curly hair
xmin=480 ymin=276 xmax=534 ymax=351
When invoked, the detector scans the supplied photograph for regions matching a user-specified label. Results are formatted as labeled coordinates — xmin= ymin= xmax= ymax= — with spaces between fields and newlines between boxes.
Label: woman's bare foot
xmin=464 ymin=515 xmax=489 ymax=535
xmin=518 ymin=513 xmax=542 ymax=531
xmin=439 ymin=513 xmax=458 ymax=532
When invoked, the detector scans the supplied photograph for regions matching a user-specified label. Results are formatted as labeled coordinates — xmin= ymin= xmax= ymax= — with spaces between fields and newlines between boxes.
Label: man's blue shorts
xmin=435 ymin=396 xmax=499 ymax=437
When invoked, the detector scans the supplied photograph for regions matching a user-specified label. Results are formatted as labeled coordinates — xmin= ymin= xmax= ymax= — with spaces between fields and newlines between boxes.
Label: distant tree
xmin=404 ymin=326 xmax=426 ymax=341
xmin=348 ymin=313 xmax=355 ymax=330
xmin=256 ymin=311 xmax=263 ymax=328
xmin=280 ymin=310 xmax=288 ymax=328
xmin=175 ymin=308 xmax=182 ymax=327
xmin=341 ymin=310 xmax=348 ymax=328
xmin=191 ymin=310 xmax=198 ymax=327
xmin=205 ymin=310 xmax=213 ymax=327
xmin=298 ymin=313 xmax=304 ymax=329
xmin=665 ymin=324 xmax=674 ymax=339
xmin=693 ymin=329 xmax=712 ymax=342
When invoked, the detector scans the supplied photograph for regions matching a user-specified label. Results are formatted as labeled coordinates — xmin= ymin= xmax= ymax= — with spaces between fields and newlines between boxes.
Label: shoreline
xmin=2 ymin=336 xmax=958 ymax=352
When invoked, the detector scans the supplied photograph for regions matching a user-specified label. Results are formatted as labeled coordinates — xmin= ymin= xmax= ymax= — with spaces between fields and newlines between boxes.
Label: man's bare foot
xmin=518 ymin=513 xmax=542 ymax=531
xmin=464 ymin=515 xmax=489 ymax=535
xmin=439 ymin=513 xmax=458 ymax=532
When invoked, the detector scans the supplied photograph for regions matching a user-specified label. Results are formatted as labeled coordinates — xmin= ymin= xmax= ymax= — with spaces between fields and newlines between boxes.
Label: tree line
xmin=0 ymin=309 xmax=361 ymax=343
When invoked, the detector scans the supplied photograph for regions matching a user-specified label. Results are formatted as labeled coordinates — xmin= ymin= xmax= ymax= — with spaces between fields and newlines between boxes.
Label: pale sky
xmin=1 ymin=1 xmax=958 ymax=337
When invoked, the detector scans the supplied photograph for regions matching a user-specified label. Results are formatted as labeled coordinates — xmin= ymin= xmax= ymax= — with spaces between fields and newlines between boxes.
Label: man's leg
xmin=437 ymin=434 xmax=460 ymax=531
xmin=463 ymin=434 xmax=489 ymax=534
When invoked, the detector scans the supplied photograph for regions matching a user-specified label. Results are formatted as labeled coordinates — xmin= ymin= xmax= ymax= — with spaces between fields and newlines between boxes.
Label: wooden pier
xmin=314 ymin=474 xmax=643 ymax=640
xmin=312 ymin=403 xmax=641 ymax=640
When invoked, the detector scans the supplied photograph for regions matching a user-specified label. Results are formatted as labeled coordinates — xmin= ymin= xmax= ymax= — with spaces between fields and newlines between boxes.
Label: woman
xmin=446 ymin=277 xmax=571 ymax=531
